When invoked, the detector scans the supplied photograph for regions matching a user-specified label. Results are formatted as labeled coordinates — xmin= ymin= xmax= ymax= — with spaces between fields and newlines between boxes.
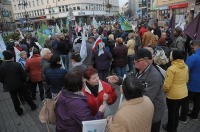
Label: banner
xmin=0 ymin=35 xmax=6 ymax=52
xmin=82 ymin=119 xmax=107 ymax=132
xmin=14 ymin=47 xmax=21 ymax=62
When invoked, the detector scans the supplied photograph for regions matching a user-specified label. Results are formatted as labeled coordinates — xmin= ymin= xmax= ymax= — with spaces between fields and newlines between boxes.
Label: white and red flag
xmin=92 ymin=36 xmax=102 ymax=51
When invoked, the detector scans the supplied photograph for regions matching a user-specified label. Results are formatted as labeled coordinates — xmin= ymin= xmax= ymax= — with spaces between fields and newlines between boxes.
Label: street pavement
xmin=0 ymin=82 xmax=200 ymax=132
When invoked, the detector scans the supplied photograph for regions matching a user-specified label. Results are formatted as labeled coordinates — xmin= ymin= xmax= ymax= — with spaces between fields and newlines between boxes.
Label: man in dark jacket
xmin=0 ymin=50 xmax=37 ymax=116
xmin=152 ymin=23 xmax=161 ymax=38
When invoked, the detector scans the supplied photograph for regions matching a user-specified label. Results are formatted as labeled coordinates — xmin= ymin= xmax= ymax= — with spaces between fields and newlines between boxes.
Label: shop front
xmin=158 ymin=6 xmax=170 ymax=21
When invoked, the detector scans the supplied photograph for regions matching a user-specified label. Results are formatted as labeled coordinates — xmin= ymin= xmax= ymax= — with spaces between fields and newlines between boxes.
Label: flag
xmin=66 ymin=17 xmax=69 ymax=31
xmin=41 ymin=23 xmax=48 ymax=33
xmin=14 ymin=47 xmax=21 ymax=62
xmin=98 ymin=42 xmax=104 ymax=56
xmin=92 ymin=36 xmax=102 ymax=51
xmin=56 ymin=23 xmax=61 ymax=34
xmin=29 ymin=47 xmax=34 ymax=58
xmin=175 ymin=15 xmax=185 ymax=30
xmin=118 ymin=14 xmax=132 ymax=31
xmin=168 ymin=14 xmax=175 ymax=40
xmin=37 ymin=30 xmax=48 ymax=47
xmin=92 ymin=17 xmax=99 ymax=29
xmin=0 ymin=35 xmax=6 ymax=52
xmin=184 ymin=13 xmax=200 ymax=40
xmin=80 ymin=27 xmax=87 ymax=62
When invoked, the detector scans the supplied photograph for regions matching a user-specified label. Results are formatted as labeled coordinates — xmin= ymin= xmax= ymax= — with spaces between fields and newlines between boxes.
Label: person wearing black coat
xmin=0 ymin=50 xmax=37 ymax=116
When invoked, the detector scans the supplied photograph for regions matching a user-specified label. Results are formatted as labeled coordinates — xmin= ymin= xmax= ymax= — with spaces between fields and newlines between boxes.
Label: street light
xmin=18 ymin=0 xmax=30 ymax=31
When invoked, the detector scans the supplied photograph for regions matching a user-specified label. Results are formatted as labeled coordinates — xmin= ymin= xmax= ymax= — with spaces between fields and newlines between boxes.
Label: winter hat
xmin=172 ymin=50 xmax=185 ymax=60
xmin=134 ymin=48 xmax=152 ymax=60
xmin=3 ymin=50 xmax=14 ymax=60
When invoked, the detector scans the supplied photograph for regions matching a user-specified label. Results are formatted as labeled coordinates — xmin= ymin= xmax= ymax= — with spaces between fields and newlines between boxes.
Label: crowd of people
xmin=0 ymin=19 xmax=200 ymax=132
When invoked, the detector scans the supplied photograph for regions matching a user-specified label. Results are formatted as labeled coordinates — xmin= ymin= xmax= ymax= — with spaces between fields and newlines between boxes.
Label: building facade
xmin=11 ymin=0 xmax=119 ymax=29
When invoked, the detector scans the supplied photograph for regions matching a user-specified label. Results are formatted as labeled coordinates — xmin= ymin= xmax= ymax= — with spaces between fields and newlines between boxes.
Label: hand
xmin=103 ymin=93 xmax=109 ymax=101
xmin=99 ymin=104 xmax=106 ymax=113
xmin=106 ymin=75 xmax=119 ymax=84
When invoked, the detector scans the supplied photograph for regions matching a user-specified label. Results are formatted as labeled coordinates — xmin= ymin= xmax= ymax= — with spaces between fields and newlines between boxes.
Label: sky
xmin=119 ymin=0 xmax=128 ymax=7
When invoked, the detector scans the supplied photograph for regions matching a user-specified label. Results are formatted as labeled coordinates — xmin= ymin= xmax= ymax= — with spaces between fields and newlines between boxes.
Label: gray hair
xmin=194 ymin=40 xmax=200 ymax=47
xmin=40 ymin=48 xmax=51 ymax=58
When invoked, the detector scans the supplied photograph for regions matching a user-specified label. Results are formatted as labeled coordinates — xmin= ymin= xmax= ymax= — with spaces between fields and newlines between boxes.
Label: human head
xmin=192 ymin=40 xmax=200 ymax=51
xmin=116 ymin=37 xmax=123 ymax=45
xmin=174 ymin=26 xmax=182 ymax=37
xmin=50 ymin=54 xmax=61 ymax=67
xmin=88 ymin=36 xmax=95 ymax=43
xmin=108 ymin=34 xmax=114 ymax=40
xmin=19 ymin=51 xmax=27 ymax=59
xmin=147 ymin=26 xmax=152 ymax=31
xmin=93 ymin=28 xmax=97 ymax=34
xmin=121 ymin=76 xmax=143 ymax=100
xmin=128 ymin=33 xmax=134 ymax=39
xmin=170 ymin=50 xmax=185 ymax=61
xmin=40 ymin=48 xmax=53 ymax=60
xmin=33 ymin=47 xmax=39 ymax=54
xmin=134 ymin=48 xmax=152 ymax=71
xmin=71 ymin=52 xmax=82 ymax=63
xmin=161 ymin=32 xmax=167 ymax=39
xmin=152 ymin=23 xmax=158 ymax=29
xmin=2 ymin=50 xmax=14 ymax=60
xmin=63 ymin=71 xmax=83 ymax=92
xmin=84 ymin=68 xmax=99 ymax=86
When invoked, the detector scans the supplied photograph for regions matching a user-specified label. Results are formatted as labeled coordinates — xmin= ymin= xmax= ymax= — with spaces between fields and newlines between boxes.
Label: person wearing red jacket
xmin=25 ymin=48 xmax=44 ymax=101
xmin=139 ymin=24 xmax=147 ymax=39
xmin=82 ymin=68 xmax=117 ymax=115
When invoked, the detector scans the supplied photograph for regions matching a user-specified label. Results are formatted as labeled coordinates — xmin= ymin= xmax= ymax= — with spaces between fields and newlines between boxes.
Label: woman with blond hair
xmin=149 ymin=35 xmax=159 ymax=49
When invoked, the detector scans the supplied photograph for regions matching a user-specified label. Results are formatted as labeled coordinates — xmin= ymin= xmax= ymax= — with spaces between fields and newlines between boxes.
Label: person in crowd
xmin=107 ymin=76 xmax=154 ymax=132
xmin=163 ymin=31 xmax=173 ymax=47
xmin=71 ymin=52 xmax=87 ymax=75
xmin=82 ymin=36 xmax=95 ymax=67
xmin=14 ymin=41 xmax=23 ymax=51
xmin=171 ymin=26 xmax=186 ymax=52
xmin=149 ymin=35 xmax=159 ymax=49
xmin=56 ymin=34 xmax=71 ymax=70
xmin=89 ymin=28 xmax=99 ymax=39
xmin=134 ymin=30 xmax=141 ymax=52
xmin=44 ymin=39 xmax=53 ymax=52
xmin=112 ymin=37 xmax=128 ymax=77
xmin=82 ymin=68 xmax=117 ymax=115
xmin=188 ymin=40 xmax=195 ymax=56
xmin=55 ymin=71 xmax=106 ymax=132
xmin=45 ymin=54 xmax=67 ymax=98
xmin=25 ymin=48 xmax=44 ymax=101
xmin=52 ymin=33 xmax=60 ymax=54
xmin=107 ymin=48 xmax=165 ymax=132
xmin=126 ymin=35 xmax=135 ymax=72
xmin=106 ymin=34 xmax=115 ymax=53
xmin=73 ymin=37 xmax=82 ymax=53
xmin=184 ymin=40 xmax=200 ymax=121
xmin=142 ymin=26 xmax=153 ymax=47
xmin=19 ymin=40 xmax=28 ymax=54
xmin=93 ymin=43 xmax=112 ymax=82
xmin=0 ymin=50 xmax=37 ymax=116
xmin=18 ymin=51 xmax=27 ymax=70
xmin=40 ymin=48 xmax=53 ymax=98
xmin=162 ymin=50 xmax=188 ymax=132
xmin=152 ymin=23 xmax=161 ymax=38
xmin=139 ymin=24 xmax=147 ymax=39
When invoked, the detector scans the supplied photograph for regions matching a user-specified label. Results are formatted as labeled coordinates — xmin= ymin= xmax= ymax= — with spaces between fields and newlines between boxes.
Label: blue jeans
xmin=60 ymin=54 xmax=69 ymax=70
xmin=127 ymin=55 xmax=134 ymax=72
xmin=115 ymin=66 xmax=126 ymax=77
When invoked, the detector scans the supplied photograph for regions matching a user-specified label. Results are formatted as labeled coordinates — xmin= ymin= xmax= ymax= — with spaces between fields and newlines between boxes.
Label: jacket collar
xmin=85 ymin=80 xmax=103 ymax=94
xmin=119 ymin=96 xmax=144 ymax=108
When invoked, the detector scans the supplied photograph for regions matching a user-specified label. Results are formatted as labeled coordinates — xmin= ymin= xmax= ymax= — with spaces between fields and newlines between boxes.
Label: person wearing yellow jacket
xmin=162 ymin=50 xmax=189 ymax=132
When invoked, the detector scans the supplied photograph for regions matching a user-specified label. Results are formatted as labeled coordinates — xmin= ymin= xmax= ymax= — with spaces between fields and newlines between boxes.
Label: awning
xmin=169 ymin=3 xmax=188 ymax=9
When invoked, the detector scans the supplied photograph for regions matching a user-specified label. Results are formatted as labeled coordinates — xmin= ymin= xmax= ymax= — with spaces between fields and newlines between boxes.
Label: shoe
xmin=162 ymin=124 xmax=168 ymax=131
xmin=188 ymin=113 xmax=198 ymax=121
xmin=179 ymin=118 xmax=187 ymax=124
xmin=17 ymin=108 xmax=24 ymax=116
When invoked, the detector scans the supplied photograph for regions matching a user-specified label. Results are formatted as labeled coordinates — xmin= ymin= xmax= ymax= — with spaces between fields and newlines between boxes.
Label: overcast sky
xmin=119 ymin=0 xmax=128 ymax=7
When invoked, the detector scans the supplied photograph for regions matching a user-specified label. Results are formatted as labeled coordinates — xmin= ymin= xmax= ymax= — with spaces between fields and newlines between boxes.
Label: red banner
xmin=169 ymin=3 xmax=188 ymax=9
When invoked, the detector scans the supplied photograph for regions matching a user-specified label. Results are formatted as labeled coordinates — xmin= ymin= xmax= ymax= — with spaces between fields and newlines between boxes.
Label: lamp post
xmin=18 ymin=0 xmax=30 ymax=31
xmin=46 ymin=5 xmax=54 ymax=25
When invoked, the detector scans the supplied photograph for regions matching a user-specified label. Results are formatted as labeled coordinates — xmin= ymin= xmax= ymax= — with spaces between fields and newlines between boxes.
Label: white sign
xmin=82 ymin=119 xmax=107 ymax=132
xmin=68 ymin=16 xmax=75 ymax=21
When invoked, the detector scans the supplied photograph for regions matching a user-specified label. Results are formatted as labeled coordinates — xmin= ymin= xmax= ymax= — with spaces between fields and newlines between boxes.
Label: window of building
xmin=14 ymin=5 xmax=16 ymax=10
xmin=62 ymin=6 xmax=65 ymax=12
xmin=77 ymin=6 xmax=80 ymax=10
xmin=43 ymin=9 xmax=45 ymax=15
xmin=65 ymin=6 xmax=68 ymax=11
xmin=86 ymin=6 xmax=88 ymax=10
xmin=73 ymin=7 xmax=76 ymax=10
xmin=59 ymin=6 xmax=61 ymax=12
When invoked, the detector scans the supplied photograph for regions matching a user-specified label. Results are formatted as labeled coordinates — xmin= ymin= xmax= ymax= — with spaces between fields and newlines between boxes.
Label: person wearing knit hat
xmin=0 ymin=50 xmax=37 ymax=116
xmin=162 ymin=50 xmax=188 ymax=131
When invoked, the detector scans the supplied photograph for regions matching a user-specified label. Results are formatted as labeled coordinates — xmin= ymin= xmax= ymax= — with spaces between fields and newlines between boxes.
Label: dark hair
xmin=147 ymin=26 xmax=152 ymax=31
xmin=2 ymin=50 xmax=14 ymax=60
xmin=50 ymin=54 xmax=61 ymax=67
xmin=193 ymin=40 xmax=200 ymax=47
xmin=64 ymin=71 xmax=83 ymax=92
xmin=83 ymin=68 xmax=97 ymax=80
xmin=122 ymin=76 xmax=143 ymax=100
xmin=33 ymin=47 xmax=39 ymax=54
xmin=172 ymin=50 xmax=185 ymax=60
xmin=71 ymin=52 xmax=81 ymax=62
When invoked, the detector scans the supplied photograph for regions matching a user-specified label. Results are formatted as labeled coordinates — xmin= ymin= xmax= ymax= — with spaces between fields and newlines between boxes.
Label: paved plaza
xmin=0 ymin=83 xmax=200 ymax=132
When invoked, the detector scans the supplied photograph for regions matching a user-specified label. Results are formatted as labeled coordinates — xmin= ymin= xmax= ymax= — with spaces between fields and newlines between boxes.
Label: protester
xmin=0 ymin=50 xmax=37 ymax=116
xmin=45 ymin=54 xmax=67 ymax=98
xmin=142 ymin=26 xmax=153 ymax=47
xmin=107 ymin=76 xmax=154 ymax=132
xmin=25 ymin=48 xmax=44 ymax=101
xmin=112 ymin=37 xmax=128 ymax=77
xmin=83 ymin=68 xmax=117 ymax=115
xmin=185 ymin=40 xmax=200 ymax=121
xmin=55 ymin=71 xmax=106 ymax=132
xmin=162 ymin=50 xmax=188 ymax=132
xmin=71 ymin=52 xmax=87 ymax=75
xmin=107 ymin=48 xmax=165 ymax=132
xmin=18 ymin=51 xmax=27 ymax=70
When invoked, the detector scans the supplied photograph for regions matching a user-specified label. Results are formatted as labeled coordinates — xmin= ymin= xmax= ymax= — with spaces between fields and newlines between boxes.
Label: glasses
xmin=134 ymin=59 xmax=145 ymax=64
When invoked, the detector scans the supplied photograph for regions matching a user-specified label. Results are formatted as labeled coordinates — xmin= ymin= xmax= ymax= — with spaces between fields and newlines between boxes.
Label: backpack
xmin=154 ymin=47 xmax=169 ymax=65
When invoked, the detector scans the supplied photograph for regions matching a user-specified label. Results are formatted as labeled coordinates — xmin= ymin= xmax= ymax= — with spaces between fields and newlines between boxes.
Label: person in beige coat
xmin=107 ymin=76 xmax=154 ymax=132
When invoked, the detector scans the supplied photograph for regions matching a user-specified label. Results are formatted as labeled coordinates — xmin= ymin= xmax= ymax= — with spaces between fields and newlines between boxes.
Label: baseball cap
xmin=134 ymin=48 xmax=152 ymax=60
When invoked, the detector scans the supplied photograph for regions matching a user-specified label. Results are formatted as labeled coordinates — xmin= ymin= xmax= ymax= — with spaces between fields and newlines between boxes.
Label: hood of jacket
xmin=171 ymin=59 xmax=186 ymax=69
